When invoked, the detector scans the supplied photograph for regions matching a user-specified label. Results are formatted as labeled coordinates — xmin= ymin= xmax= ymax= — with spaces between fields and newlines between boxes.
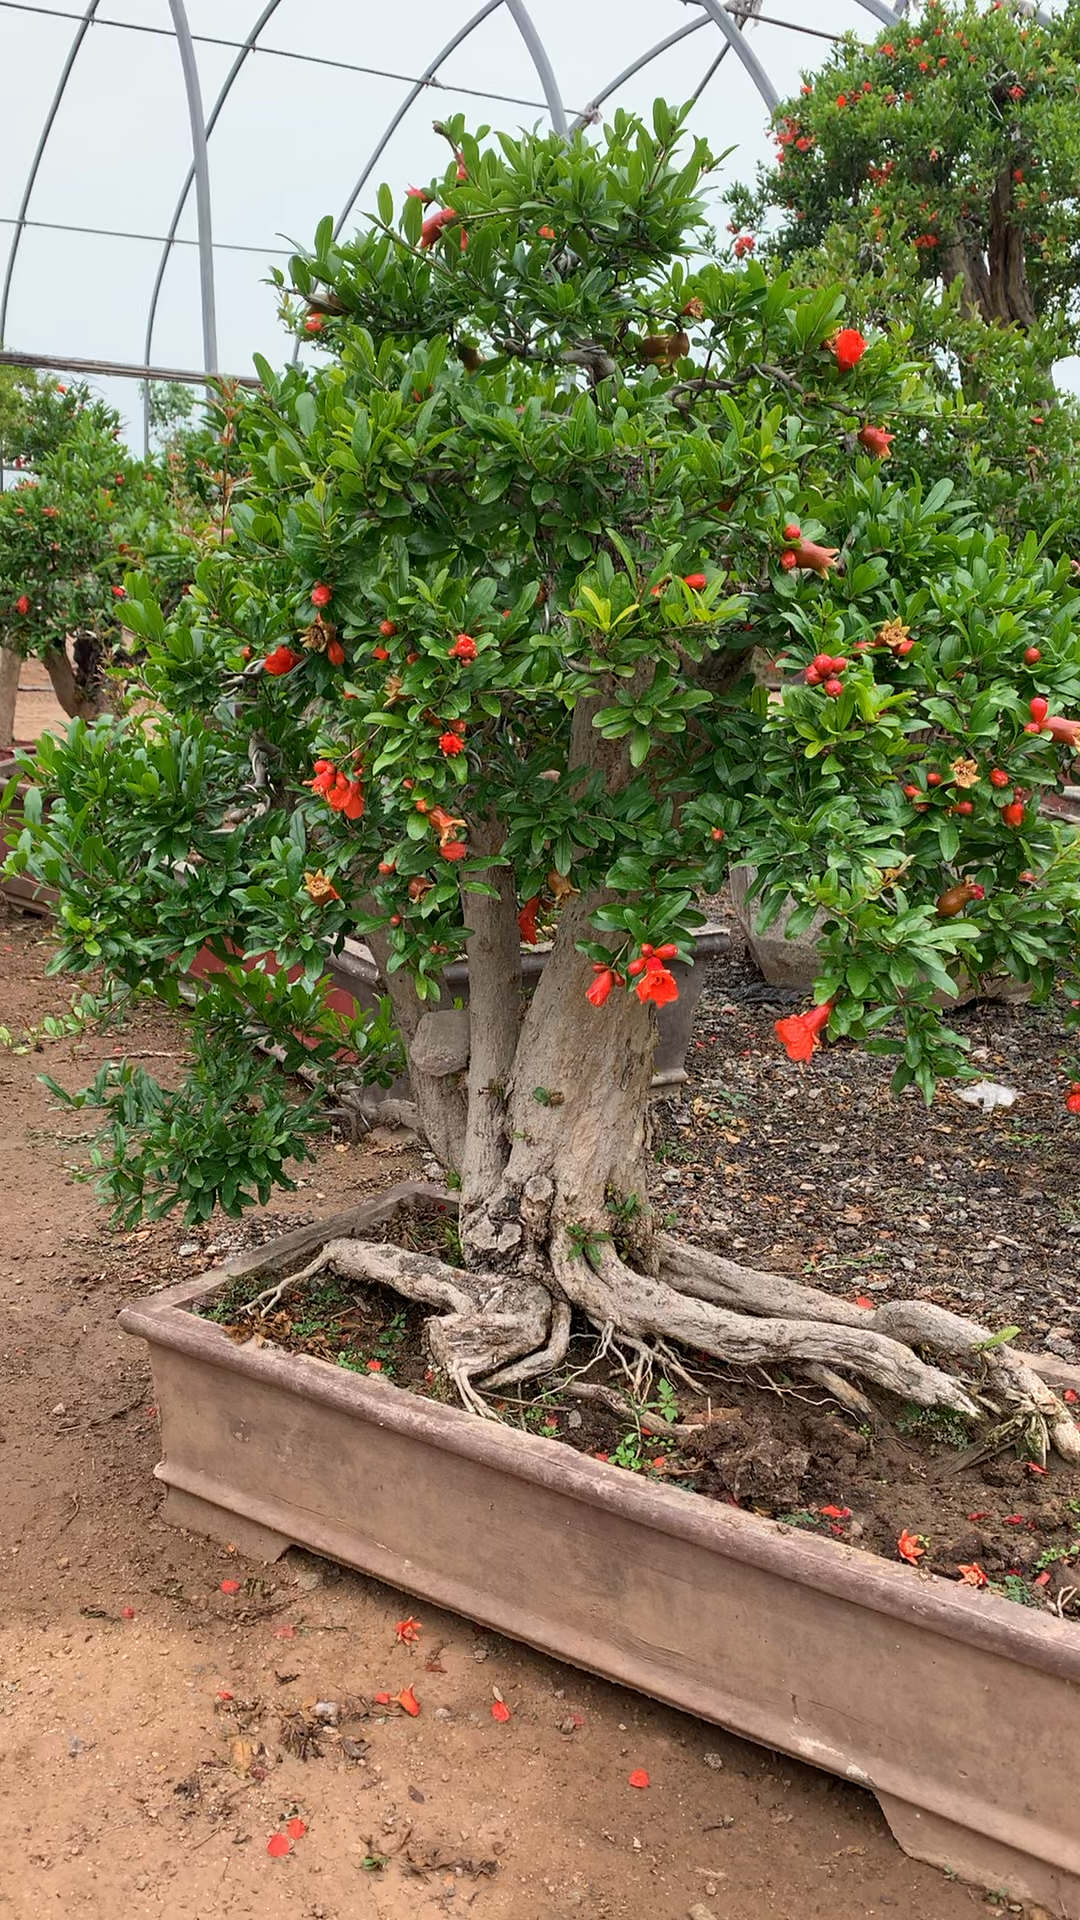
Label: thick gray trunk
xmin=462 ymin=889 xmax=656 ymax=1270
xmin=0 ymin=645 xmax=20 ymax=751
xmin=43 ymin=643 xmax=108 ymax=723
xmin=458 ymin=823 xmax=522 ymax=1213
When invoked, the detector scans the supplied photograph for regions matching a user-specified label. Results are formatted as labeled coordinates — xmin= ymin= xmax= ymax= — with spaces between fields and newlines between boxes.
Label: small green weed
xmin=896 ymin=1403 xmax=971 ymax=1450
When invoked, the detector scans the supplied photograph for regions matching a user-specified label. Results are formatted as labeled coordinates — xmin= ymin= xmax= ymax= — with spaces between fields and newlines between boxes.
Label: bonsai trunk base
xmin=120 ymin=1185 xmax=1080 ymax=1918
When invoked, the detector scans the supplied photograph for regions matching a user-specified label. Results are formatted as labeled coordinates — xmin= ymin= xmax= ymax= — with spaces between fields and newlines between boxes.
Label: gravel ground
xmin=653 ymin=932 xmax=1080 ymax=1359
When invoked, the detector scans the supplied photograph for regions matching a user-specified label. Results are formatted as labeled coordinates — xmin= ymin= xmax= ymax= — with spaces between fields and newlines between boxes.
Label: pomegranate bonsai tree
xmin=726 ymin=0 xmax=1080 ymax=560
xmin=0 ymin=375 xmax=222 ymax=745
xmin=12 ymin=106 xmax=1080 ymax=1446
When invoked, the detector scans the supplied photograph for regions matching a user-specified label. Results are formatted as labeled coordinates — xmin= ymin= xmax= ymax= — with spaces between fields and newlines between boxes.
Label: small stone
xmin=688 ymin=1905 xmax=719 ymax=1920
xmin=435 ymin=1706 xmax=454 ymax=1720
xmin=703 ymin=1751 xmax=724 ymax=1770
xmin=566 ymin=1410 xmax=582 ymax=1430
xmin=52 ymin=1403 xmax=65 ymax=1417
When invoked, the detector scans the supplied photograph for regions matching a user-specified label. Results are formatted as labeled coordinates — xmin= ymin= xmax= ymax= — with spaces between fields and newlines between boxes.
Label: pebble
xmin=703 ymin=1752 xmax=724 ymax=1770
xmin=688 ymin=1905 xmax=719 ymax=1920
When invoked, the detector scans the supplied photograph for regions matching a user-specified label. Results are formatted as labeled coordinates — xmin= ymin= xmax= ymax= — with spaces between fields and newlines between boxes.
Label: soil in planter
xmin=199 ymin=1226 xmax=1080 ymax=1623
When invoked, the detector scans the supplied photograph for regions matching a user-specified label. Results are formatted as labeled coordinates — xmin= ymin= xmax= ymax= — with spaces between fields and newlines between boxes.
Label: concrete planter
xmin=324 ymin=923 xmax=730 ymax=1089
xmin=121 ymin=1183 xmax=1080 ymax=1917
xmin=0 ymin=754 xmax=56 ymax=914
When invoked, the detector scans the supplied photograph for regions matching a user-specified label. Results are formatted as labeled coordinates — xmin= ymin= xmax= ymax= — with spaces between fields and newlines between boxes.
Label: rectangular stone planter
xmin=119 ymin=1185 xmax=1080 ymax=1916
xmin=0 ymin=754 xmax=56 ymax=915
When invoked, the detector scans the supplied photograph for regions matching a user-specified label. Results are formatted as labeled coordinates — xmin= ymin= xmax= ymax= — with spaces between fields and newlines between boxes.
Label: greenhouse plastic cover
xmin=0 ymin=0 xmax=1054 ymax=440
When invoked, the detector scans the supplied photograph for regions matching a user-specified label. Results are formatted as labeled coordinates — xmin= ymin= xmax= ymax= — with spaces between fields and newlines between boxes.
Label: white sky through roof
xmin=2 ymin=1 xmax=1072 ymax=441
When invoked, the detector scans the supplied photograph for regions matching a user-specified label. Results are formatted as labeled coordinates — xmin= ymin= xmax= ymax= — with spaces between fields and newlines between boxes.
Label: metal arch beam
xmin=851 ymin=0 xmax=902 ymax=26
xmin=166 ymin=0 xmax=217 ymax=378
xmin=503 ymin=0 xmax=568 ymax=137
xmin=571 ymin=18 xmax=712 ymax=133
xmin=285 ymin=0 xmax=502 ymax=369
xmin=693 ymin=0 xmax=779 ymax=113
xmin=329 ymin=0 xmax=502 ymax=243
xmin=0 ymin=0 xmax=104 ymax=348
xmin=144 ymin=0 xmax=285 ymax=392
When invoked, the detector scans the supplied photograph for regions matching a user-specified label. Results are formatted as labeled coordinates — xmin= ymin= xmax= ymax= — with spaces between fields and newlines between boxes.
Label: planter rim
xmin=119 ymin=1184 xmax=1080 ymax=1688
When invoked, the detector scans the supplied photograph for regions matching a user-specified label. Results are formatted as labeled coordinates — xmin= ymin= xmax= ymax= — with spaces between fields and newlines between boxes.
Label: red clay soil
xmin=0 ymin=903 xmax=1027 ymax=1920
xmin=10 ymin=653 xmax=68 ymax=748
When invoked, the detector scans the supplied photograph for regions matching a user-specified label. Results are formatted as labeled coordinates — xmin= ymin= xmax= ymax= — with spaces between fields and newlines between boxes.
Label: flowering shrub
xmin=727 ymin=0 xmax=1080 ymax=559
xmin=8 ymin=105 xmax=1080 ymax=1422
xmin=0 ymin=375 xmax=238 ymax=737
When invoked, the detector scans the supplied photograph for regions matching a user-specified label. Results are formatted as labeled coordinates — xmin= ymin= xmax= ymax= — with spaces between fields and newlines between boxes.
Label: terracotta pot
xmin=120 ymin=1182 xmax=1080 ymax=1917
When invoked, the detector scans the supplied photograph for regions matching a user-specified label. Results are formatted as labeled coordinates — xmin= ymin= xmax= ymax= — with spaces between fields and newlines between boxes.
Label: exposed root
xmin=239 ymin=1236 xmax=553 ymax=1417
xmin=661 ymin=1237 xmax=1080 ymax=1460
xmin=484 ymin=1298 xmax=572 ymax=1390
xmin=799 ymin=1364 xmax=877 ymax=1424
xmin=229 ymin=1216 xmax=1080 ymax=1456
xmin=555 ymin=1238 xmax=983 ymax=1420
xmin=562 ymin=1378 xmax=704 ymax=1439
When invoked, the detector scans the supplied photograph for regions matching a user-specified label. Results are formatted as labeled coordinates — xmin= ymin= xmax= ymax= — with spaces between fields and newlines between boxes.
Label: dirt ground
xmin=0 ymin=909 xmax=1024 ymax=1920
xmin=11 ymin=654 xmax=67 ymax=749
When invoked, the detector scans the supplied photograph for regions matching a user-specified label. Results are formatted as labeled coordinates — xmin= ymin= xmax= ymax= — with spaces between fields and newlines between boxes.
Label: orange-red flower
xmin=327 ymin=639 xmax=346 ymax=666
xmin=317 ymin=767 xmax=364 ymax=820
xmin=307 ymin=758 xmax=336 ymax=796
xmin=636 ymin=961 xmax=679 ymax=1008
xmin=832 ymin=328 xmax=867 ymax=371
xmin=683 ymin=572 xmax=708 ymax=590
xmin=587 ymin=966 xmax=615 ymax=1007
xmin=303 ymin=869 xmax=340 ymax=904
xmin=449 ymin=632 xmax=477 ymax=661
xmin=264 ymin=644 xmax=302 ymax=675
xmin=787 ymin=539 xmax=840 ymax=576
xmin=518 ymin=896 xmax=541 ymax=945
xmin=440 ymin=840 xmax=468 ymax=861
xmin=395 ymin=1616 xmax=421 ymax=1644
xmin=311 ymin=582 xmax=333 ymax=607
xmin=957 ymin=1562 xmax=987 ymax=1588
xmin=305 ymin=314 xmax=324 ymax=334
xmin=857 ymin=424 xmax=894 ymax=459
xmin=429 ymin=804 xmax=467 ymax=848
xmin=420 ymin=207 xmax=458 ymax=249
xmin=1066 ymin=1085 xmax=1080 ymax=1116
xmin=775 ymin=1000 xmax=833 ymax=1062
xmin=897 ymin=1530 xmax=925 ymax=1565
xmin=15 ymin=594 xmax=30 ymax=615
xmin=439 ymin=732 xmax=465 ymax=756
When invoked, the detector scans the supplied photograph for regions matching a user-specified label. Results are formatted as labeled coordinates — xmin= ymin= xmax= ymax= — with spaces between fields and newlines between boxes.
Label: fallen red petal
xmin=1065 ymin=1389 xmax=1079 ymax=1404
xmin=818 ymin=1505 xmax=851 ymax=1520
xmin=628 ymin=1769 xmax=650 ymax=1789
xmin=396 ymin=1687 xmax=421 ymax=1716
xmin=286 ymin=1818 xmax=307 ymax=1840
xmin=220 ymin=1579 xmax=241 ymax=1595
xmin=267 ymin=1833 xmax=291 ymax=1858
xmin=274 ymin=1624 xmax=296 ymax=1639
xmin=853 ymin=1295 xmax=874 ymax=1310
xmin=491 ymin=1700 xmax=512 ymax=1723
xmin=120 ymin=1606 xmax=136 ymax=1620
xmin=373 ymin=1692 xmax=392 ymax=1705
xmin=1034 ymin=1571 xmax=1051 ymax=1588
